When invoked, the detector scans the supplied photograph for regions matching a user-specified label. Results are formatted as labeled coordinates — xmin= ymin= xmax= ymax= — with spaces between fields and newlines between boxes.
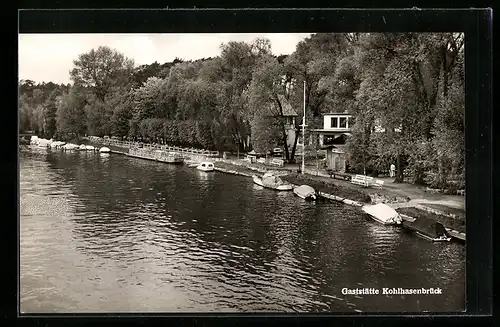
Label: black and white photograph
xmin=19 ymin=30 xmax=468 ymax=313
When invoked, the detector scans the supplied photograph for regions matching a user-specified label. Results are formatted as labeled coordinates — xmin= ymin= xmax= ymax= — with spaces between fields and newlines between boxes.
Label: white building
xmin=310 ymin=113 xmax=353 ymax=173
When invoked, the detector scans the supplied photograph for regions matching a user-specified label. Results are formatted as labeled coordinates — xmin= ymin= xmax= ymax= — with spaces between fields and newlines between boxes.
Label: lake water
xmin=19 ymin=148 xmax=465 ymax=313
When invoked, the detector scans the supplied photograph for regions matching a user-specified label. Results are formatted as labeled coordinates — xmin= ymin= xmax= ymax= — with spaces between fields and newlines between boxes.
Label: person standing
xmin=390 ymin=163 xmax=396 ymax=177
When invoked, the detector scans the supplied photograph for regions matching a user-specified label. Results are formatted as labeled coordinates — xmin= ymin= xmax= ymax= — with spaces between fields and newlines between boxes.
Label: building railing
xmin=85 ymin=136 xmax=220 ymax=157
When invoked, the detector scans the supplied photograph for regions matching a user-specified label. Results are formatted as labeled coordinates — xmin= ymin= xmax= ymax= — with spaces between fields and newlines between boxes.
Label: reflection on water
xmin=20 ymin=148 xmax=465 ymax=313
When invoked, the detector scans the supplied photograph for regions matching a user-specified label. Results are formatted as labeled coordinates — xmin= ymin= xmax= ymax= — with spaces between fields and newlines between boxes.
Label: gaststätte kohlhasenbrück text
xmin=341 ymin=287 xmax=443 ymax=295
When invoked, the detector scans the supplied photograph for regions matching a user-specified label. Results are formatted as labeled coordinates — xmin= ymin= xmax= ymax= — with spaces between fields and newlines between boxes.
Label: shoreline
xmin=67 ymin=138 xmax=466 ymax=242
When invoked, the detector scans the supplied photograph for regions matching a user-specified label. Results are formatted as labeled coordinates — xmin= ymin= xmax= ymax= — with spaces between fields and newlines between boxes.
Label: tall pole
xmin=302 ymin=80 xmax=306 ymax=175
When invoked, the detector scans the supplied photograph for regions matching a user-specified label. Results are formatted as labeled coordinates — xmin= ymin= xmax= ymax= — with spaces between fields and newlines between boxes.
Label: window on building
xmin=331 ymin=117 xmax=338 ymax=128
xmin=339 ymin=117 xmax=347 ymax=128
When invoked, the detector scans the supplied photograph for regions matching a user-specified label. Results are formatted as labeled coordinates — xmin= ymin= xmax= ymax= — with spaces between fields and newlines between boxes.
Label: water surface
xmin=20 ymin=148 xmax=465 ymax=313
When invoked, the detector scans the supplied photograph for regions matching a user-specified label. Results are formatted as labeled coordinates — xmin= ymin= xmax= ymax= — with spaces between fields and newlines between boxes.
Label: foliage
xmin=19 ymin=33 xmax=464 ymax=187
xmin=70 ymin=46 xmax=135 ymax=101
xmin=55 ymin=87 xmax=87 ymax=140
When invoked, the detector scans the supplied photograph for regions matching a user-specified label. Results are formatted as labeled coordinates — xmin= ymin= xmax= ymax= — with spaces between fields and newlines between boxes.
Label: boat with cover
xmin=361 ymin=203 xmax=403 ymax=225
xmin=402 ymin=216 xmax=452 ymax=242
xmin=252 ymin=172 xmax=293 ymax=191
xmin=293 ymin=185 xmax=317 ymax=200
xmin=99 ymin=147 xmax=111 ymax=153
xmin=197 ymin=162 xmax=214 ymax=171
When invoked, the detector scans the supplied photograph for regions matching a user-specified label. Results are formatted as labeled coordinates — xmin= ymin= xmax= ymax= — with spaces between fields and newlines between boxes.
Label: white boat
xmin=79 ymin=144 xmax=87 ymax=150
xmin=252 ymin=173 xmax=293 ymax=191
xmin=63 ymin=143 xmax=79 ymax=151
xmin=99 ymin=147 xmax=111 ymax=153
xmin=361 ymin=203 xmax=403 ymax=225
xmin=293 ymin=185 xmax=317 ymax=201
xmin=50 ymin=141 xmax=65 ymax=148
xmin=85 ymin=145 xmax=95 ymax=151
xmin=196 ymin=162 xmax=214 ymax=171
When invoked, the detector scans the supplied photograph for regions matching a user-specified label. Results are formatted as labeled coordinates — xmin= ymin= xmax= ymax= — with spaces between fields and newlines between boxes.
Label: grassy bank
xmin=214 ymin=161 xmax=266 ymax=177
xmin=418 ymin=203 xmax=466 ymax=220
xmin=281 ymin=173 xmax=372 ymax=203
xmin=396 ymin=207 xmax=466 ymax=233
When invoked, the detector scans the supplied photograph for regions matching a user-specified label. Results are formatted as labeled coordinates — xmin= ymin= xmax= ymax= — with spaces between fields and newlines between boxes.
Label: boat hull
xmin=361 ymin=203 xmax=402 ymax=225
xmin=197 ymin=167 xmax=214 ymax=172
xmin=402 ymin=218 xmax=452 ymax=242
xmin=366 ymin=214 xmax=401 ymax=226
xmin=293 ymin=185 xmax=317 ymax=200
xmin=252 ymin=175 xmax=293 ymax=191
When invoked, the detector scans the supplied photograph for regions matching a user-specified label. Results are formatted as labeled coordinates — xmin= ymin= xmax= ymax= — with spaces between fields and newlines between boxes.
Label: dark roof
xmin=321 ymin=112 xmax=352 ymax=116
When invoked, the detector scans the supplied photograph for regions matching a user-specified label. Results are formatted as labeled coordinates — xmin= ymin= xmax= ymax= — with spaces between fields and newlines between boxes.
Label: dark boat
xmin=402 ymin=216 xmax=451 ymax=242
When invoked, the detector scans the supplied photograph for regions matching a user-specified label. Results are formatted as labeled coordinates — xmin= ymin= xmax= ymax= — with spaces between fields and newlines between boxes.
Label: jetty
xmin=84 ymin=136 xmax=219 ymax=163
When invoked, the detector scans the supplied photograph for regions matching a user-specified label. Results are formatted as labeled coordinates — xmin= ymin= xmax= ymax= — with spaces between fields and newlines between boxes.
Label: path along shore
xmin=82 ymin=137 xmax=466 ymax=241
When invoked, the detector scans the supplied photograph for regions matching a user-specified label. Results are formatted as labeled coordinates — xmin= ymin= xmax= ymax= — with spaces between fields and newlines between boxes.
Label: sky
xmin=18 ymin=33 xmax=312 ymax=84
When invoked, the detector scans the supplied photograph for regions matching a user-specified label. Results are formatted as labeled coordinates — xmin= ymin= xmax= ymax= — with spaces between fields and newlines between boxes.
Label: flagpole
xmin=302 ymin=80 xmax=306 ymax=175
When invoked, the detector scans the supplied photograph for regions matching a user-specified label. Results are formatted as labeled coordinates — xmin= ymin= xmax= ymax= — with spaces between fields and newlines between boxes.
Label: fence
xmin=86 ymin=136 xmax=220 ymax=157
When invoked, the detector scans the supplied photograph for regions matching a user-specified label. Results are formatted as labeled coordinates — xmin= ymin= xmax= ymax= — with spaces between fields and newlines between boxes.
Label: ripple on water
xmin=19 ymin=150 xmax=466 ymax=313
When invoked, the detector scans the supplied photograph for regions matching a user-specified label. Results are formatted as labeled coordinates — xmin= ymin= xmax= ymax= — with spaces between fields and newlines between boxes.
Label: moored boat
xmin=79 ymin=144 xmax=87 ymax=150
xmin=63 ymin=143 xmax=79 ymax=151
xmin=252 ymin=173 xmax=293 ymax=191
xmin=361 ymin=203 xmax=403 ymax=225
xmin=402 ymin=216 xmax=452 ymax=242
xmin=293 ymin=185 xmax=317 ymax=201
xmin=99 ymin=147 xmax=111 ymax=153
xmin=50 ymin=141 xmax=66 ymax=148
xmin=197 ymin=162 xmax=214 ymax=171
xmin=85 ymin=145 xmax=95 ymax=151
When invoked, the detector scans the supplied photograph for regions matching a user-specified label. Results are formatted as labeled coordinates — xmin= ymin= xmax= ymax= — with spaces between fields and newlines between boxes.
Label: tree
xmin=110 ymin=90 xmax=133 ymax=138
xmin=42 ymin=88 xmax=64 ymax=138
xmin=248 ymin=55 xmax=298 ymax=161
xmin=55 ymin=87 xmax=87 ymax=140
xmin=19 ymin=94 xmax=32 ymax=133
xmin=249 ymin=114 xmax=281 ymax=154
xmin=70 ymin=46 xmax=135 ymax=102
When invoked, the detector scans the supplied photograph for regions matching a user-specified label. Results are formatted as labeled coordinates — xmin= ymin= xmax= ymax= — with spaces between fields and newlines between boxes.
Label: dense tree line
xmin=19 ymin=33 xmax=464 ymax=189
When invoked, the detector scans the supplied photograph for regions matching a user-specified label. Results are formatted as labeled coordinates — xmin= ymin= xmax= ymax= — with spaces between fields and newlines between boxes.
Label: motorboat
xmin=402 ymin=216 xmax=452 ymax=242
xmin=252 ymin=173 xmax=293 ymax=191
xmin=293 ymin=185 xmax=317 ymax=201
xmin=361 ymin=203 xmax=403 ymax=225
xmin=99 ymin=147 xmax=111 ymax=153
xmin=85 ymin=145 xmax=95 ymax=151
xmin=79 ymin=144 xmax=87 ymax=150
xmin=196 ymin=162 xmax=214 ymax=172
